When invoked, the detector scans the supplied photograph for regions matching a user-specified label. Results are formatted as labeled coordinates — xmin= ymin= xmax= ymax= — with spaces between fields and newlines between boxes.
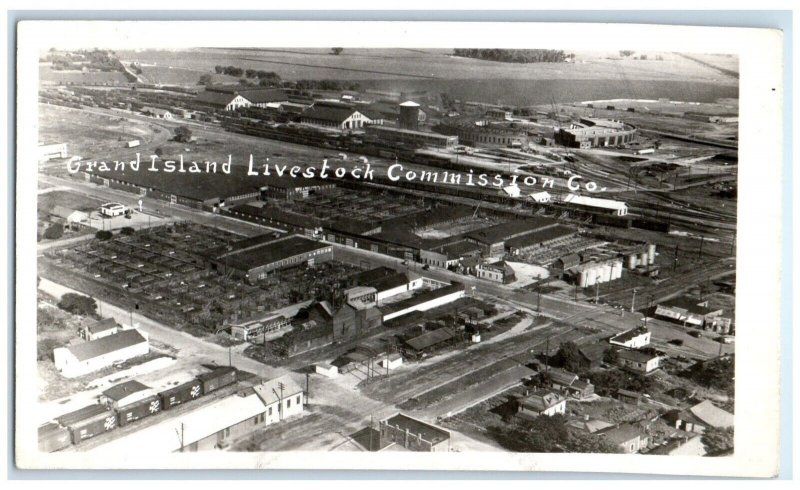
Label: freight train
xmin=37 ymin=366 xmax=238 ymax=453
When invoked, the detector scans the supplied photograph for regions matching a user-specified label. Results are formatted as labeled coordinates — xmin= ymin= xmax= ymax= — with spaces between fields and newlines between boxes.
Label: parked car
xmin=668 ymin=339 xmax=684 ymax=346
xmin=688 ymin=331 xmax=702 ymax=338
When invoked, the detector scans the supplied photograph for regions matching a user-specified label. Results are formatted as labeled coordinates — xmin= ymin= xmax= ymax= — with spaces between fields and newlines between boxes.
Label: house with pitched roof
xmin=595 ymin=423 xmax=649 ymax=453
xmin=517 ymin=389 xmax=567 ymax=418
xmin=663 ymin=400 xmax=734 ymax=434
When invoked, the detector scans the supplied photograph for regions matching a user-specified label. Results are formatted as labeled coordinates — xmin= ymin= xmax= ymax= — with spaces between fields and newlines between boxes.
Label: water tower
xmin=398 ymin=101 xmax=420 ymax=131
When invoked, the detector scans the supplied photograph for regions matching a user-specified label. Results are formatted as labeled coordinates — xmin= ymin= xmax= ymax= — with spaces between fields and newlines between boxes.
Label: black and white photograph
xmin=13 ymin=20 xmax=785 ymax=477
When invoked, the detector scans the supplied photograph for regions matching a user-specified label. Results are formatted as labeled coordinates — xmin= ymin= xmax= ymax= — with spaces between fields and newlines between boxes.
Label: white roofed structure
xmin=562 ymin=194 xmax=629 ymax=216
xmin=530 ymin=191 xmax=552 ymax=203
xmin=399 ymin=101 xmax=420 ymax=107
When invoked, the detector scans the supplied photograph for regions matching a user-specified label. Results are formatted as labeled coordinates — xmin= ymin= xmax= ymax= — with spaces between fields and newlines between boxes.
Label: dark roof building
xmin=64 ymin=329 xmax=148 ymax=362
xmin=379 ymin=413 xmax=450 ymax=452
xmin=210 ymin=234 xmax=333 ymax=281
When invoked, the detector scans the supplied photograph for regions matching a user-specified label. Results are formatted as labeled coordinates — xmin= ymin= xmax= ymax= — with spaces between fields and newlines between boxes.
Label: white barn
xmin=53 ymin=329 xmax=149 ymax=378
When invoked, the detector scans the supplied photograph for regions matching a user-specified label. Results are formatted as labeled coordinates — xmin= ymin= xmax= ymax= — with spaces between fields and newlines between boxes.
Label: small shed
xmin=315 ymin=363 xmax=338 ymax=378
xmin=380 ymin=353 xmax=403 ymax=371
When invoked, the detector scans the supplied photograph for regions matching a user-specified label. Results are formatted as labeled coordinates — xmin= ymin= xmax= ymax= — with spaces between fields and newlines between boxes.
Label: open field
xmin=118 ymin=48 xmax=738 ymax=84
xmin=38 ymin=104 xmax=168 ymax=159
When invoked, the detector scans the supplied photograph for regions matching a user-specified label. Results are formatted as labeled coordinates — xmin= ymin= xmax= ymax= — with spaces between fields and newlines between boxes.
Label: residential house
xmin=79 ymin=318 xmax=120 ymax=341
xmin=577 ymin=344 xmax=607 ymax=370
xmin=545 ymin=368 xmax=595 ymax=399
xmin=617 ymin=349 xmax=660 ymax=374
xmin=517 ymin=389 xmax=567 ymax=419
xmin=595 ymin=423 xmax=649 ymax=454
xmin=663 ymin=400 xmax=734 ymax=434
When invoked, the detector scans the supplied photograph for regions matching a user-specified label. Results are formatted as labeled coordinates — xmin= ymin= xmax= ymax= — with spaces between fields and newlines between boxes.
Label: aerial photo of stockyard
xmin=35 ymin=47 xmax=737 ymax=457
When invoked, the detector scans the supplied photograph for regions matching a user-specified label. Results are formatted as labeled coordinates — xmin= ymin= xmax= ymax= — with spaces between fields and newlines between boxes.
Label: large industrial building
xmin=561 ymin=194 xmax=629 ymax=216
xmin=464 ymin=217 xmax=563 ymax=257
xmin=299 ymin=102 xmax=371 ymax=130
xmin=209 ymin=234 xmax=333 ymax=282
xmin=365 ymin=125 xmax=458 ymax=149
xmin=555 ymin=118 xmax=637 ymax=149
xmin=434 ymin=118 xmax=533 ymax=148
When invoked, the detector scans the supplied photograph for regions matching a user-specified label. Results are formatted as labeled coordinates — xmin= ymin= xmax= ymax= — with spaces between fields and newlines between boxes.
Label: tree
xmin=43 ymin=224 xmax=64 ymax=240
xmin=681 ymin=356 xmax=735 ymax=393
xmin=619 ymin=50 xmax=635 ymax=57
xmin=214 ymin=65 xmax=224 ymax=74
xmin=154 ymin=147 xmax=164 ymax=157
xmin=173 ymin=126 xmax=192 ymax=143
xmin=331 ymin=47 xmax=344 ymax=55
xmin=552 ymin=341 xmax=585 ymax=372
xmin=702 ymin=427 xmax=734 ymax=456
xmin=57 ymin=293 xmax=98 ymax=317
xmin=197 ymin=74 xmax=213 ymax=86
xmin=568 ymin=431 xmax=621 ymax=454
xmin=95 ymin=230 xmax=113 ymax=240
xmin=603 ymin=347 xmax=619 ymax=365
xmin=120 ymin=227 xmax=135 ymax=236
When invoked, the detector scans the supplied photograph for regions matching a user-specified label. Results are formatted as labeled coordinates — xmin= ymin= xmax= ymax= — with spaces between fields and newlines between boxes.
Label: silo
xmin=627 ymin=254 xmax=638 ymax=269
xmin=639 ymin=252 xmax=649 ymax=267
xmin=579 ymin=270 xmax=589 ymax=288
xmin=648 ymin=244 xmax=656 ymax=265
xmin=601 ymin=263 xmax=612 ymax=282
xmin=399 ymin=101 xmax=420 ymax=131
xmin=611 ymin=260 xmax=623 ymax=280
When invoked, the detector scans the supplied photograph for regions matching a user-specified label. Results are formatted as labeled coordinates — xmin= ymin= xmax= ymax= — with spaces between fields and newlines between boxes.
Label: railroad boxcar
xmin=196 ymin=366 xmax=237 ymax=395
xmin=159 ymin=379 xmax=203 ymax=410
xmin=116 ymin=395 xmax=161 ymax=427
xmin=56 ymin=404 xmax=117 ymax=445
xmin=38 ymin=422 xmax=72 ymax=453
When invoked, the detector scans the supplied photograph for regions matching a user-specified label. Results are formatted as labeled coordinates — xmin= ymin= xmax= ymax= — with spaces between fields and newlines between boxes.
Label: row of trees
xmin=453 ymin=49 xmax=568 ymax=63
xmin=489 ymin=414 xmax=620 ymax=453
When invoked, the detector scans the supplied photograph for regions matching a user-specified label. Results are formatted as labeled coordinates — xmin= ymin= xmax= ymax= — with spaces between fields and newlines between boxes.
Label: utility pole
xmin=631 ymin=288 xmax=637 ymax=313
xmin=228 ymin=347 xmax=232 ymax=367
xmin=545 ymin=336 xmax=550 ymax=372
xmin=305 ymin=373 xmax=310 ymax=405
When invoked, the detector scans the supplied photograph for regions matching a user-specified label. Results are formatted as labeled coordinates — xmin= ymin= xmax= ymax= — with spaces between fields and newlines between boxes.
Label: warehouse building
xmin=38 ymin=142 xmax=68 ymax=162
xmin=95 ymin=389 xmax=270 ymax=453
xmin=465 ymin=217 xmax=559 ymax=257
xmin=654 ymin=296 xmax=724 ymax=328
xmin=348 ymin=267 xmax=424 ymax=303
xmin=561 ymin=194 xmax=629 ymax=216
xmin=420 ymin=241 xmax=483 ymax=269
xmin=381 ymin=282 xmax=467 ymax=322
xmin=299 ymin=102 xmax=370 ymax=130
xmin=505 ymin=225 xmax=577 ymax=255
xmin=555 ymin=118 xmax=637 ymax=149
xmin=475 ymin=261 xmax=516 ymax=284
xmin=194 ymin=90 xmax=253 ymax=111
xmin=365 ymin=125 xmax=458 ymax=149
xmin=53 ymin=328 xmax=149 ymax=378
xmin=379 ymin=413 xmax=450 ymax=452
xmin=609 ymin=327 xmax=651 ymax=349
xmin=257 ymin=175 xmax=336 ymax=200
xmin=209 ymin=234 xmax=333 ymax=282
xmin=434 ymin=119 xmax=532 ymax=148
